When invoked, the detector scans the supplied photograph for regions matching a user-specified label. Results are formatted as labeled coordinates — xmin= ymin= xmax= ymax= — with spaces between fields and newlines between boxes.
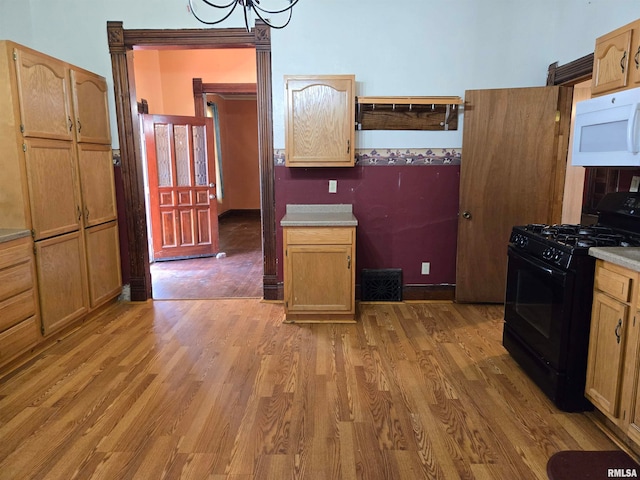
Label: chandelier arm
xmin=251 ymin=0 xmax=301 ymax=15
xmin=199 ymin=0 xmax=237 ymax=8
xmin=251 ymin=5 xmax=293 ymax=29
xmin=189 ymin=0 xmax=240 ymax=25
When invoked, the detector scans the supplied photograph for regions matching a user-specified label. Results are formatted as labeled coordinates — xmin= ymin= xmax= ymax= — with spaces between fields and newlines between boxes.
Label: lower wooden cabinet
xmin=0 ymin=236 xmax=40 ymax=368
xmin=35 ymin=230 xmax=89 ymax=335
xmin=585 ymin=259 xmax=640 ymax=451
xmin=85 ymin=221 xmax=121 ymax=308
xmin=283 ymin=226 xmax=356 ymax=323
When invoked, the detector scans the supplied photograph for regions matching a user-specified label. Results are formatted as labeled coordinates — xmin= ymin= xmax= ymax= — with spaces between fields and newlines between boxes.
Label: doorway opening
xmin=132 ymin=49 xmax=262 ymax=299
xmin=107 ymin=22 xmax=278 ymax=302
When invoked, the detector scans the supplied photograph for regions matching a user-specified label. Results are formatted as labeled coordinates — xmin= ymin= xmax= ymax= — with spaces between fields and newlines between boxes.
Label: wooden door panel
xmin=77 ymin=143 xmax=117 ymax=227
xmin=14 ymin=47 xmax=73 ymax=141
xmin=24 ymin=138 xmax=80 ymax=240
xmin=456 ymin=87 xmax=571 ymax=302
xmin=585 ymin=291 xmax=626 ymax=419
xmin=70 ymin=69 xmax=111 ymax=144
xmin=287 ymin=245 xmax=352 ymax=312
xmin=144 ymin=114 xmax=219 ymax=260
xmin=36 ymin=231 xmax=88 ymax=335
xmin=85 ymin=221 xmax=121 ymax=308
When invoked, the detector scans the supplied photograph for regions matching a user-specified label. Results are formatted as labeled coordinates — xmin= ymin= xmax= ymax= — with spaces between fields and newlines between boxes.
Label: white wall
xmin=1 ymin=0 xmax=639 ymax=149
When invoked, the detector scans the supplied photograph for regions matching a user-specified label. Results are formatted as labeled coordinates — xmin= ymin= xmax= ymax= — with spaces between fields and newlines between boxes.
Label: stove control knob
xmin=542 ymin=248 xmax=554 ymax=260
xmin=513 ymin=234 xmax=528 ymax=248
xmin=554 ymin=251 xmax=563 ymax=263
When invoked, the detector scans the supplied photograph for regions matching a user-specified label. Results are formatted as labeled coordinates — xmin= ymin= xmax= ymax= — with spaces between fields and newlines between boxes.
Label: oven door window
xmin=505 ymin=247 xmax=574 ymax=369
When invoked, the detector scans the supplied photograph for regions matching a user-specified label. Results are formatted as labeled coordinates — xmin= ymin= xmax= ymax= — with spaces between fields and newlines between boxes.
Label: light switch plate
xmin=328 ymin=180 xmax=337 ymax=193
xmin=631 ymin=176 xmax=640 ymax=193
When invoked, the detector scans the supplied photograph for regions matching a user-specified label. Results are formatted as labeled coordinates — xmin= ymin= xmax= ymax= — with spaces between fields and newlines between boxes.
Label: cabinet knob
xmin=462 ymin=211 xmax=472 ymax=220
xmin=209 ymin=194 xmax=216 ymax=200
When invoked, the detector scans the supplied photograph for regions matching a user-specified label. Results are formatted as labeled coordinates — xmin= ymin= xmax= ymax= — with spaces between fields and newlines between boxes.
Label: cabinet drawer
xmin=0 ymin=237 xmax=32 ymax=269
xmin=0 ymin=261 xmax=34 ymax=303
xmin=0 ymin=289 xmax=37 ymax=332
xmin=286 ymin=227 xmax=353 ymax=245
xmin=595 ymin=264 xmax=632 ymax=302
xmin=0 ymin=316 xmax=39 ymax=367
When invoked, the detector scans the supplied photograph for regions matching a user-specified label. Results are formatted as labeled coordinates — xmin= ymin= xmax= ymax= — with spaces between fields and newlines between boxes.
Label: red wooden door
xmin=143 ymin=114 xmax=219 ymax=261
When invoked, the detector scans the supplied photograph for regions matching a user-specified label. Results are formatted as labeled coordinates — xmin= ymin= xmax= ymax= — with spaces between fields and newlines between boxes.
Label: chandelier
xmin=188 ymin=0 xmax=301 ymax=31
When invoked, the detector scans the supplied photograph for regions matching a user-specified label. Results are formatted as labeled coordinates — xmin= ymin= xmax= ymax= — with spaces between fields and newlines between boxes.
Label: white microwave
xmin=571 ymin=86 xmax=640 ymax=167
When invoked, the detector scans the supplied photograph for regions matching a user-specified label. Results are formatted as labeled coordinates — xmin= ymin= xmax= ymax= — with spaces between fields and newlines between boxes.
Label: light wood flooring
xmin=0 ymin=299 xmax=619 ymax=479
xmin=150 ymin=211 xmax=262 ymax=299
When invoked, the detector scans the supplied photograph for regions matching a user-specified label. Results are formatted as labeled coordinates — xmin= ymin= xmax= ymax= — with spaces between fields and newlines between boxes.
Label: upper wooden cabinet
xmin=13 ymin=46 xmax=111 ymax=144
xmin=71 ymin=69 xmax=111 ymax=144
xmin=592 ymin=19 xmax=640 ymax=96
xmin=284 ymin=75 xmax=355 ymax=167
xmin=14 ymin=47 xmax=74 ymax=141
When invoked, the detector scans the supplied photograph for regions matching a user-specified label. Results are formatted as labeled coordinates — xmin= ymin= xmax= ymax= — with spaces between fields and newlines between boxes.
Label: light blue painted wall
xmin=1 ymin=0 xmax=639 ymax=149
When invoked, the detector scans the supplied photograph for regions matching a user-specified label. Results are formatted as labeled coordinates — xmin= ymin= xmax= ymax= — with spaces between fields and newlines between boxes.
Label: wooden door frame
xmin=106 ymin=21 xmax=276 ymax=301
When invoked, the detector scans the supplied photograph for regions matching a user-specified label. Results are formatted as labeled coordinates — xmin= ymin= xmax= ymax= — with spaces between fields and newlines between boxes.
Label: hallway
xmin=150 ymin=210 xmax=262 ymax=299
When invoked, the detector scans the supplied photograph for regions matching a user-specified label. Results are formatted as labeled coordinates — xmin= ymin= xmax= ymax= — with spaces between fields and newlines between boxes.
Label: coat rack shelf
xmin=356 ymin=96 xmax=463 ymax=131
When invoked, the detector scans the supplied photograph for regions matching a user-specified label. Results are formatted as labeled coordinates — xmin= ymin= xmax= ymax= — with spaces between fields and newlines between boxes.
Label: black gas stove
xmin=510 ymin=222 xmax=640 ymax=270
xmin=504 ymin=192 xmax=640 ymax=412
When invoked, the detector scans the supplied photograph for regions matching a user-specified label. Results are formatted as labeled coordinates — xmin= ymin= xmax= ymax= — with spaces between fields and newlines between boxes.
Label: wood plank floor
xmin=0 ymin=299 xmax=618 ymax=479
xmin=151 ymin=211 xmax=262 ymax=299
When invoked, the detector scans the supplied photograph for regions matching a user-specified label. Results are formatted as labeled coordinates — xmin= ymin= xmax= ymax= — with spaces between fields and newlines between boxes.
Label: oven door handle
xmin=508 ymin=248 xmax=567 ymax=280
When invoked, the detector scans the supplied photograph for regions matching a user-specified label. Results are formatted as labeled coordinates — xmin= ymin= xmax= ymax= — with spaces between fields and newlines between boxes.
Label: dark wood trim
xmin=192 ymin=78 xmax=258 ymax=117
xmin=107 ymin=21 xmax=275 ymax=301
xmin=547 ymin=53 xmax=594 ymax=86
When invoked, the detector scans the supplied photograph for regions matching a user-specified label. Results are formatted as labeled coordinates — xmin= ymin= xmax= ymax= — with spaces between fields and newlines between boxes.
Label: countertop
xmin=280 ymin=204 xmax=358 ymax=227
xmin=589 ymin=247 xmax=640 ymax=272
xmin=0 ymin=228 xmax=30 ymax=244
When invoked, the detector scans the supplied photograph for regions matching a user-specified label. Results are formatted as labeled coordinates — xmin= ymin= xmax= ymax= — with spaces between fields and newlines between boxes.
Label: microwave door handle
xmin=629 ymin=103 xmax=640 ymax=153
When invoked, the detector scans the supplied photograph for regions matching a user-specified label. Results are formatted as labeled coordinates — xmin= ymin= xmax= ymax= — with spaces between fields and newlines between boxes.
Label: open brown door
xmin=143 ymin=114 xmax=219 ymax=261
xmin=456 ymin=87 xmax=572 ymax=303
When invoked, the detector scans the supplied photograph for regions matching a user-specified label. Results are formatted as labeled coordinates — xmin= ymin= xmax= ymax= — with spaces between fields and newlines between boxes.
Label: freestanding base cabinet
xmin=281 ymin=204 xmax=357 ymax=323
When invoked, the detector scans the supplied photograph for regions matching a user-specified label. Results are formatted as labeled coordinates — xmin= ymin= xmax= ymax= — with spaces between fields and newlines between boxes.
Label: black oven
xmin=505 ymin=247 xmax=573 ymax=369
xmin=503 ymin=192 xmax=640 ymax=412
xmin=503 ymin=246 xmax=593 ymax=412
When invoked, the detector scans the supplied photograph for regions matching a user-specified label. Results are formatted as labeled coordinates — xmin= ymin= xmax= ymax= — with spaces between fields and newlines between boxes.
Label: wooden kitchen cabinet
xmin=0 ymin=40 xmax=120 ymax=346
xmin=284 ymin=75 xmax=355 ymax=167
xmin=77 ymin=143 xmax=117 ymax=227
xmin=70 ymin=69 xmax=111 ymax=145
xmin=85 ymin=221 xmax=121 ymax=308
xmin=592 ymin=18 xmax=640 ymax=96
xmin=584 ymin=259 xmax=640 ymax=452
xmin=35 ymin=231 xmax=88 ymax=335
xmin=23 ymin=138 xmax=81 ymax=240
xmin=283 ymin=226 xmax=356 ymax=322
xmin=0 ymin=236 xmax=40 ymax=368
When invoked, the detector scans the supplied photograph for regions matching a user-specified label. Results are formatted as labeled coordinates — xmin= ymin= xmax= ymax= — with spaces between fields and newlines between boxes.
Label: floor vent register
xmin=360 ymin=269 xmax=402 ymax=302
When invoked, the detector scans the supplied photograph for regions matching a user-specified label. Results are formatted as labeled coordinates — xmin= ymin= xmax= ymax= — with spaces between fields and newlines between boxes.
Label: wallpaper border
xmin=274 ymin=148 xmax=461 ymax=166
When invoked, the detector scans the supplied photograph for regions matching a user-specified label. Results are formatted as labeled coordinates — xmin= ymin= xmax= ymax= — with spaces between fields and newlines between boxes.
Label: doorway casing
xmin=106 ymin=21 xmax=277 ymax=301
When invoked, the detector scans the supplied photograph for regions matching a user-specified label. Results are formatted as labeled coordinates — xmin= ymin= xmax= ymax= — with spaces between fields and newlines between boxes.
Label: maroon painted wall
xmin=275 ymin=165 xmax=460 ymax=285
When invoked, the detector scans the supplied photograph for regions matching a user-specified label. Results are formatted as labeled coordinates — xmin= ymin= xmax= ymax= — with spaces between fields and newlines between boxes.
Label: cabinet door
xmin=630 ymin=22 xmax=640 ymax=87
xmin=77 ymin=144 xmax=117 ymax=227
xmin=85 ymin=221 xmax=121 ymax=308
xmin=592 ymin=27 xmax=632 ymax=95
xmin=24 ymin=138 xmax=81 ymax=240
xmin=14 ymin=47 xmax=73 ymax=140
xmin=585 ymin=291 xmax=628 ymax=420
xmin=35 ymin=231 xmax=88 ymax=335
xmin=285 ymin=75 xmax=355 ymax=167
xmin=285 ymin=244 xmax=353 ymax=313
xmin=70 ymin=69 xmax=111 ymax=144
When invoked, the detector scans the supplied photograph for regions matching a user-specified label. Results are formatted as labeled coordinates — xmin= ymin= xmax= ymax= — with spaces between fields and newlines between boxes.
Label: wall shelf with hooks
xmin=356 ymin=96 xmax=463 ymax=131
